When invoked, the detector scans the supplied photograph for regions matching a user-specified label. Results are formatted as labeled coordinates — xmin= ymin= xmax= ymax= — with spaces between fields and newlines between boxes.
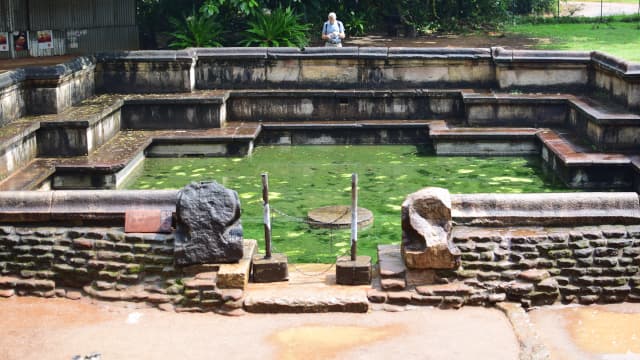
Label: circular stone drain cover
xmin=307 ymin=205 xmax=374 ymax=229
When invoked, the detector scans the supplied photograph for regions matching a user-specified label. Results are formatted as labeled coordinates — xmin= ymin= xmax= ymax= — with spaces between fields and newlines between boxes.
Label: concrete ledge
xmin=451 ymin=192 xmax=640 ymax=226
xmin=389 ymin=47 xmax=491 ymax=60
xmin=0 ymin=190 xmax=178 ymax=223
xmin=492 ymin=46 xmax=591 ymax=64
xmin=591 ymin=51 xmax=640 ymax=80
xmin=23 ymin=56 xmax=95 ymax=82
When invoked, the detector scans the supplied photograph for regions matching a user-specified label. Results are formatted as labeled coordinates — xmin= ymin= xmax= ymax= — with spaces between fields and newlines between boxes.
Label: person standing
xmin=322 ymin=12 xmax=345 ymax=47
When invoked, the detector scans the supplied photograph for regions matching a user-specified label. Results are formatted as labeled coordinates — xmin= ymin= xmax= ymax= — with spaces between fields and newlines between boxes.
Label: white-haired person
xmin=321 ymin=12 xmax=345 ymax=47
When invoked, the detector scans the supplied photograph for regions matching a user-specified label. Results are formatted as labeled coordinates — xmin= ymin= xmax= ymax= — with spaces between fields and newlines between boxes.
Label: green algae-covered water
xmin=127 ymin=145 xmax=571 ymax=263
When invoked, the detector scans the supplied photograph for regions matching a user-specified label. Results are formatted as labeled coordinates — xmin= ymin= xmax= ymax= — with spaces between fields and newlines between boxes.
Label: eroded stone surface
xmin=401 ymin=187 xmax=461 ymax=269
xmin=174 ymin=181 xmax=243 ymax=266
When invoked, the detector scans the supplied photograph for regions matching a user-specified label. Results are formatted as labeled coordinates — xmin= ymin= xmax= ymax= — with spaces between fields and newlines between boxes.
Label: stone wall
xmin=0 ymin=72 xmax=27 ymax=127
xmin=450 ymin=225 xmax=640 ymax=307
xmin=25 ymin=57 xmax=96 ymax=115
xmin=0 ymin=190 xmax=253 ymax=313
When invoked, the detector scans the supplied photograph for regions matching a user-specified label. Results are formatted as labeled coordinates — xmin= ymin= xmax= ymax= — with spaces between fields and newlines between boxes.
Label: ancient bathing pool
xmin=126 ymin=145 xmax=572 ymax=262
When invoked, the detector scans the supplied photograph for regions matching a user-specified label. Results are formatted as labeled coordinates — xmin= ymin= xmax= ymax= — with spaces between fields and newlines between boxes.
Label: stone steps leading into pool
xmin=0 ymin=123 xmax=260 ymax=190
xmin=463 ymin=92 xmax=640 ymax=152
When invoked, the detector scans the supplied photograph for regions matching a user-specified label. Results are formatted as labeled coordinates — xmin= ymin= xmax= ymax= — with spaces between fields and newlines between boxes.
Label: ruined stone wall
xmin=450 ymin=225 xmax=640 ymax=307
xmin=0 ymin=226 xmax=175 ymax=297
xmin=0 ymin=225 xmax=248 ymax=312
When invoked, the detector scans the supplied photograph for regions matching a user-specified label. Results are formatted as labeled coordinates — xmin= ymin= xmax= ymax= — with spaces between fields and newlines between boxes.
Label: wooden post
xmin=262 ymin=173 xmax=272 ymax=259
xmin=350 ymin=173 xmax=358 ymax=261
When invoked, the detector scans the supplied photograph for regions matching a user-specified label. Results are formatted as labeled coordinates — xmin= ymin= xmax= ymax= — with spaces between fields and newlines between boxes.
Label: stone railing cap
xmin=388 ymin=47 xmax=492 ymax=60
xmin=267 ymin=46 xmax=359 ymax=59
xmin=492 ymin=46 xmax=591 ymax=63
xmin=23 ymin=56 xmax=95 ymax=80
xmin=592 ymin=51 xmax=640 ymax=78
xmin=96 ymin=50 xmax=196 ymax=62
xmin=0 ymin=69 xmax=26 ymax=89
xmin=195 ymin=47 xmax=268 ymax=59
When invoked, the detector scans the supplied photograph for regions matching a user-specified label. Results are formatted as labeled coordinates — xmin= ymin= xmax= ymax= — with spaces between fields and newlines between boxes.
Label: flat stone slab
xmin=377 ymin=244 xmax=406 ymax=279
xmin=217 ymin=239 xmax=257 ymax=290
xmin=244 ymin=263 xmax=370 ymax=313
xmin=308 ymin=206 xmax=373 ymax=229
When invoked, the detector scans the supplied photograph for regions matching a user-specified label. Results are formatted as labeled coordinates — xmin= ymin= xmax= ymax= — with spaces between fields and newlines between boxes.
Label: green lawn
xmin=507 ymin=21 xmax=640 ymax=62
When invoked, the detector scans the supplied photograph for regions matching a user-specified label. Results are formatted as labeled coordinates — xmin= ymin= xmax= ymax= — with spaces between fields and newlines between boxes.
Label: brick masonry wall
xmin=450 ymin=225 xmax=640 ymax=307
xmin=0 ymin=226 xmax=245 ymax=313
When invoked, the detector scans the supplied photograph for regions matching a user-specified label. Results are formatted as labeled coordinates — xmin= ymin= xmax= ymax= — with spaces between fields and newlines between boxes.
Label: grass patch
xmin=128 ymin=145 xmax=572 ymax=263
xmin=507 ymin=20 xmax=640 ymax=62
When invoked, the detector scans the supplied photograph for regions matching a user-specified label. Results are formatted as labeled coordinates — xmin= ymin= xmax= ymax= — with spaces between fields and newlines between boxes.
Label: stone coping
xmin=492 ymin=46 xmax=591 ymax=64
xmin=261 ymin=120 xmax=432 ymax=129
xmin=451 ymin=192 xmax=640 ymax=227
xmin=0 ymin=56 xmax=94 ymax=88
xmin=569 ymin=97 xmax=640 ymax=125
xmin=229 ymin=88 xmax=463 ymax=98
xmin=0 ymin=69 xmax=26 ymax=89
xmin=591 ymin=51 xmax=640 ymax=80
xmin=537 ymin=130 xmax=631 ymax=166
xmin=1 ymin=189 xmax=638 ymax=227
xmin=96 ymin=50 xmax=195 ymax=62
xmin=0 ymin=121 xmax=40 ymax=149
xmin=22 ymin=56 xmax=95 ymax=81
xmin=0 ymin=190 xmax=177 ymax=223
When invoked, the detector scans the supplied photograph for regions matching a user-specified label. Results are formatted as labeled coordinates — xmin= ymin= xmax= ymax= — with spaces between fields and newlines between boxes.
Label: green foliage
xmin=200 ymin=0 xmax=260 ymax=17
xmin=511 ymin=0 xmax=556 ymax=15
xmin=241 ymin=7 xmax=311 ymax=47
xmin=343 ymin=10 xmax=368 ymax=36
xmin=168 ymin=12 xmax=224 ymax=48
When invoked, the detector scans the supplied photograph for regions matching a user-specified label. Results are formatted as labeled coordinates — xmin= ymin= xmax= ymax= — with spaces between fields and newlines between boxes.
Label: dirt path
xmin=0 ymin=296 xmax=519 ymax=360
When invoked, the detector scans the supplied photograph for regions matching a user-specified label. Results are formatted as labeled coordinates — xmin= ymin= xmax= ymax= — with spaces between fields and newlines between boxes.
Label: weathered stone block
xmin=594 ymin=257 xmax=618 ymax=267
xmin=251 ymin=253 xmax=288 ymax=283
xmin=401 ymin=187 xmax=460 ymax=270
xmin=175 ymin=181 xmax=243 ymax=265
xmin=367 ymin=289 xmax=387 ymax=303
xmin=336 ymin=255 xmax=372 ymax=285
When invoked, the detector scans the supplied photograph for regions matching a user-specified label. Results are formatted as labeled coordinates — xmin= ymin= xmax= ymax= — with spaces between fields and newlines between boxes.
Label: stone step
xmin=243 ymin=263 xmax=369 ymax=313
xmin=243 ymin=286 xmax=369 ymax=313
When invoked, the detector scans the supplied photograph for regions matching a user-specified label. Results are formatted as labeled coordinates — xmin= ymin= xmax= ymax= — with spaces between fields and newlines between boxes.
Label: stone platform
xmin=243 ymin=263 xmax=369 ymax=313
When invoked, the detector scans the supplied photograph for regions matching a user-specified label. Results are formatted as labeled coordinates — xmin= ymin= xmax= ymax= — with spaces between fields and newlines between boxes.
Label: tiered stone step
xmin=428 ymin=120 xmax=542 ymax=155
xmin=0 ymin=122 xmax=261 ymax=190
xmin=569 ymin=96 xmax=640 ymax=152
xmin=537 ymin=129 xmax=633 ymax=189
xmin=258 ymin=119 xmax=432 ymax=145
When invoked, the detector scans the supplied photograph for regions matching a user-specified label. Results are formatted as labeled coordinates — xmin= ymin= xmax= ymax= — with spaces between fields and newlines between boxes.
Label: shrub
xmin=168 ymin=12 xmax=224 ymax=48
xmin=240 ymin=7 xmax=311 ymax=47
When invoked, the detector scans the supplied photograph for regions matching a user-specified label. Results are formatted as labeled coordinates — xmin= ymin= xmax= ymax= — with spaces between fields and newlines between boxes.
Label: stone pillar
xmin=401 ymin=187 xmax=461 ymax=269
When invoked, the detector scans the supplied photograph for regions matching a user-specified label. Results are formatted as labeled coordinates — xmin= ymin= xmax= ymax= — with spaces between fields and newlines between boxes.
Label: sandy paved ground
xmin=0 ymin=296 xmax=519 ymax=360
xmin=529 ymin=303 xmax=640 ymax=360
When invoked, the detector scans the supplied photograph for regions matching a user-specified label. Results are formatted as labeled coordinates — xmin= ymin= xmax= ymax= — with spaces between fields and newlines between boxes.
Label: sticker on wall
xmin=0 ymin=32 xmax=8 ymax=51
xmin=37 ymin=30 xmax=53 ymax=49
xmin=13 ymin=31 xmax=28 ymax=51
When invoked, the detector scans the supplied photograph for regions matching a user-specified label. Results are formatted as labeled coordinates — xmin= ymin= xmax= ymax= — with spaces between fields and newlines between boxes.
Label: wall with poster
xmin=37 ymin=30 xmax=53 ymax=49
xmin=0 ymin=32 xmax=8 ymax=52
xmin=13 ymin=31 xmax=28 ymax=52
